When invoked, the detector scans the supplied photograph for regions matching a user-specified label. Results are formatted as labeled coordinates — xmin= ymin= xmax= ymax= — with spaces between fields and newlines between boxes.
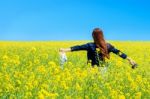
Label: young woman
xmin=59 ymin=28 xmax=137 ymax=69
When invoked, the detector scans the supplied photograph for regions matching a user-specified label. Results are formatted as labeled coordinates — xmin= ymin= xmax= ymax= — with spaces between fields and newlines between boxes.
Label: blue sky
xmin=0 ymin=0 xmax=150 ymax=41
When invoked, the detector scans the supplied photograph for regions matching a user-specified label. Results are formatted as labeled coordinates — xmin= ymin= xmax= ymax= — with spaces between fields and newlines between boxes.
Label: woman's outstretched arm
xmin=108 ymin=43 xmax=137 ymax=69
xmin=59 ymin=43 xmax=89 ymax=53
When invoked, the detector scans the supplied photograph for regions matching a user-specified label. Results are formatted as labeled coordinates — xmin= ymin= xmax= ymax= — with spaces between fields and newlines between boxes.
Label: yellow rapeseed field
xmin=0 ymin=41 xmax=149 ymax=99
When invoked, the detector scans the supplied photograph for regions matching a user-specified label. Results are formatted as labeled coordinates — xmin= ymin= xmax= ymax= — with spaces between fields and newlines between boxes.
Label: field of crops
xmin=0 ymin=41 xmax=149 ymax=99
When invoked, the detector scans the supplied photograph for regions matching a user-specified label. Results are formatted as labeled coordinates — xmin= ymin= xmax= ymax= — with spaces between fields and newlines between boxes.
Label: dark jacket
xmin=71 ymin=42 xmax=127 ymax=66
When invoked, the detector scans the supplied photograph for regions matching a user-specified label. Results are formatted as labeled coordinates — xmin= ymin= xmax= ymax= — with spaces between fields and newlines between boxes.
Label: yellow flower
xmin=98 ymin=89 xmax=103 ymax=94
xmin=37 ymin=65 xmax=46 ymax=74
xmin=2 ymin=63 xmax=7 ymax=68
xmin=34 ymin=59 xmax=40 ymax=64
xmin=7 ymin=83 xmax=14 ymax=91
xmin=65 ymin=95 xmax=72 ymax=99
xmin=53 ymin=68 xmax=59 ymax=74
xmin=3 ymin=55 xmax=9 ymax=60
xmin=125 ymin=93 xmax=130 ymax=97
xmin=14 ymin=60 xmax=20 ymax=65
xmin=41 ymin=84 xmax=48 ymax=89
xmin=136 ymin=75 xmax=142 ymax=83
xmin=25 ymin=92 xmax=32 ymax=97
xmin=41 ymin=89 xmax=49 ymax=96
xmin=16 ymin=80 xmax=21 ymax=85
xmin=48 ymin=61 xmax=56 ymax=66
xmin=134 ymin=92 xmax=141 ymax=99
xmin=48 ymin=92 xmax=59 ymax=98
xmin=126 ymin=73 xmax=133 ymax=82
xmin=31 ymin=47 xmax=37 ymax=52
xmin=61 ymin=81 xmax=68 ymax=90
xmin=26 ymin=82 xmax=33 ymax=90
xmin=110 ymin=90 xmax=118 ymax=98
xmin=14 ymin=55 xmax=20 ymax=60
xmin=75 ymin=83 xmax=82 ymax=91
xmin=119 ymin=95 xmax=126 ymax=99
xmin=48 ymin=61 xmax=56 ymax=68
xmin=38 ymin=93 xmax=45 ymax=99
xmin=130 ymin=82 xmax=138 ymax=90
xmin=5 ymin=74 xmax=10 ymax=81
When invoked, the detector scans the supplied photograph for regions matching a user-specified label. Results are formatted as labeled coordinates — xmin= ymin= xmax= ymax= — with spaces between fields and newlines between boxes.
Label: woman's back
xmin=71 ymin=42 xmax=127 ymax=66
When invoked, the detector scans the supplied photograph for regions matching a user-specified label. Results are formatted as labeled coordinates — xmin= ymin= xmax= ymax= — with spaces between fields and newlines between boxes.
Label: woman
xmin=59 ymin=28 xmax=137 ymax=69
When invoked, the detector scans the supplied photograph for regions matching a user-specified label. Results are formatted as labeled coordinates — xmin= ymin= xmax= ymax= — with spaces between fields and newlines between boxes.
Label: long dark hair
xmin=92 ymin=28 xmax=109 ymax=60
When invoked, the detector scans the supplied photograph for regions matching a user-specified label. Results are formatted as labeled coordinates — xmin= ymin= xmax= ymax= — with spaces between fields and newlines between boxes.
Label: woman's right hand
xmin=59 ymin=48 xmax=71 ymax=53
xmin=59 ymin=48 xmax=64 ymax=52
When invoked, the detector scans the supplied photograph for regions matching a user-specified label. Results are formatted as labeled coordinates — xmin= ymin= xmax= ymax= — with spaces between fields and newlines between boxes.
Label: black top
xmin=71 ymin=42 xmax=127 ymax=66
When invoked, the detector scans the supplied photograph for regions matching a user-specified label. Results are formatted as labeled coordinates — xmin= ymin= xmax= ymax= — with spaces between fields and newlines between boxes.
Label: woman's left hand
xmin=127 ymin=57 xmax=137 ymax=69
